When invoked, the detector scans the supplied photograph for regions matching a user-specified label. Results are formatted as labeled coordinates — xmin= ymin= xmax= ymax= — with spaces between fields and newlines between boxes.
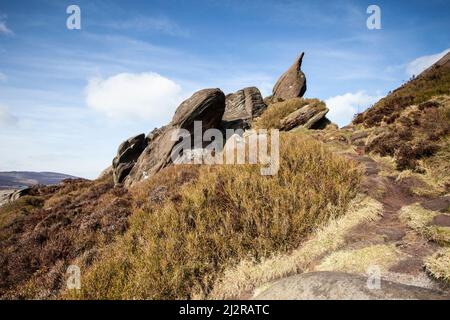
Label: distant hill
xmin=0 ymin=171 xmax=78 ymax=189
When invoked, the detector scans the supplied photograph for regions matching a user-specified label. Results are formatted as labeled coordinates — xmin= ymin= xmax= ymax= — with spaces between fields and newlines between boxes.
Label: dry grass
xmin=400 ymin=204 xmax=450 ymax=246
xmin=420 ymin=138 xmax=450 ymax=189
xmin=254 ymin=98 xmax=325 ymax=130
xmin=315 ymin=244 xmax=404 ymax=274
xmin=68 ymin=133 xmax=362 ymax=300
xmin=424 ymin=248 xmax=450 ymax=283
xmin=207 ymin=195 xmax=382 ymax=299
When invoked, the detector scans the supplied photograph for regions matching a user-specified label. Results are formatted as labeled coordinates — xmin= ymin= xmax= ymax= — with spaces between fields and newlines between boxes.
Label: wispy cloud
xmin=406 ymin=48 xmax=450 ymax=77
xmin=96 ymin=16 xmax=189 ymax=37
xmin=0 ymin=15 xmax=13 ymax=35
xmin=0 ymin=72 xmax=7 ymax=82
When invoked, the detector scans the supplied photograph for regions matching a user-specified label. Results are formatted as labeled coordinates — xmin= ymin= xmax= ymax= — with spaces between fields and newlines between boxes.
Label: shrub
xmin=425 ymin=249 xmax=450 ymax=283
xmin=0 ymin=174 xmax=133 ymax=299
xmin=71 ymin=133 xmax=362 ymax=299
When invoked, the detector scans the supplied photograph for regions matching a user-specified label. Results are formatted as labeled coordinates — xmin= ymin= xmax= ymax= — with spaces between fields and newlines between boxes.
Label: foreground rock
xmin=222 ymin=87 xmax=266 ymax=130
xmin=125 ymin=88 xmax=225 ymax=186
xmin=0 ymin=190 xmax=15 ymax=207
xmin=280 ymin=102 xmax=329 ymax=131
xmin=112 ymin=134 xmax=147 ymax=185
xmin=253 ymin=272 xmax=449 ymax=300
xmin=272 ymin=52 xmax=307 ymax=101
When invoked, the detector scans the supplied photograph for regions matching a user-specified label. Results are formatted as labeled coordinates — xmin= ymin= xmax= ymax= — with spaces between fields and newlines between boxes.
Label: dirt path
xmin=334 ymin=151 xmax=443 ymax=289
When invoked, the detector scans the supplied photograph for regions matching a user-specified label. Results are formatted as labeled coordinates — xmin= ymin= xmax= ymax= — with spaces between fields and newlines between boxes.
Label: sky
xmin=0 ymin=0 xmax=449 ymax=178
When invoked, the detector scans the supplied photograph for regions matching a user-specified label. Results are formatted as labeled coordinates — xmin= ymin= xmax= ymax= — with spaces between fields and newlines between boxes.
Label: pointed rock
xmin=273 ymin=52 xmax=307 ymax=100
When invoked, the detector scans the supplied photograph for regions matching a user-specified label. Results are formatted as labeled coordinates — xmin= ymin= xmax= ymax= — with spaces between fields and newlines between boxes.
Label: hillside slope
xmin=354 ymin=52 xmax=450 ymax=127
xmin=0 ymin=52 xmax=449 ymax=300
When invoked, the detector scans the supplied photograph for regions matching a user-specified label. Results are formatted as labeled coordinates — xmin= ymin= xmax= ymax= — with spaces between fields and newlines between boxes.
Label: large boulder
xmin=222 ymin=87 xmax=267 ymax=130
xmin=272 ymin=52 xmax=307 ymax=101
xmin=280 ymin=102 xmax=329 ymax=131
xmin=112 ymin=134 xmax=147 ymax=185
xmin=253 ymin=272 xmax=449 ymax=300
xmin=124 ymin=88 xmax=225 ymax=187
xmin=172 ymin=88 xmax=226 ymax=132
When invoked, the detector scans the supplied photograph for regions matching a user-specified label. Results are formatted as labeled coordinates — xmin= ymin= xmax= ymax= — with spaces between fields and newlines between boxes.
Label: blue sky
xmin=0 ymin=0 xmax=449 ymax=178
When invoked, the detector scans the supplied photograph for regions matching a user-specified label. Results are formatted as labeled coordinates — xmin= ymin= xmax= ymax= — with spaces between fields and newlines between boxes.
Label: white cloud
xmin=325 ymin=91 xmax=383 ymax=127
xmin=85 ymin=72 xmax=184 ymax=123
xmin=0 ymin=105 xmax=17 ymax=127
xmin=406 ymin=48 xmax=450 ymax=77
xmin=0 ymin=72 xmax=6 ymax=82
xmin=0 ymin=21 xmax=13 ymax=35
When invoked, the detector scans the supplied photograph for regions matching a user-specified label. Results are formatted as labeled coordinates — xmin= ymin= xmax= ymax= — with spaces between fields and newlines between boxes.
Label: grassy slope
xmin=4 ymin=55 xmax=448 ymax=300
xmin=351 ymin=53 xmax=450 ymax=174
xmin=354 ymin=52 xmax=450 ymax=127
xmin=68 ymin=133 xmax=361 ymax=299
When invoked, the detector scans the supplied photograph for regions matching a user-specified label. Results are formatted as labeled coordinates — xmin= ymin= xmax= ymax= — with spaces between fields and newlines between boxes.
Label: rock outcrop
xmin=112 ymin=134 xmax=147 ymax=185
xmin=124 ymin=88 xmax=225 ymax=186
xmin=280 ymin=102 xmax=329 ymax=131
xmin=222 ymin=87 xmax=266 ymax=130
xmin=253 ymin=272 xmax=450 ymax=300
xmin=272 ymin=52 xmax=307 ymax=101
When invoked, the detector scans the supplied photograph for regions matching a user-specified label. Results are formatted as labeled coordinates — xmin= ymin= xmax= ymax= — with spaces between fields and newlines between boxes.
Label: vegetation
xmin=208 ymin=195 xmax=382 ymax=299
xmin=315 ymin=244 xmax=404 ymax=273
xmin=354 ymin=59 xmax=450 ymax=127
xmin=0 ymin=176 xmax=132 ymax=299
xmin=67 ymin=133 xmax=361 ymax=299
xmin=425 ymin=248 xmax=450 ymax=283
xmin=254 ymin=98 xmax=326 ymax=130
xmin=365 ymin=95 xmax=450 ymax=171
xmin=400 ymin=204 xmax=450 ymax=246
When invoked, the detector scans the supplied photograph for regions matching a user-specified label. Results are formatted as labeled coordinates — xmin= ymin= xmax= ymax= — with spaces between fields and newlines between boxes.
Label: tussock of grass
xmin=254 ymin=98 xmax=325 ymax=130
xmin=420 ymin=138 xmax=450 ymax=189
xmin=400 ymin=204 xmax=450 ymax=245
xmin=207 ymin=195 xmax=382 ymax=299
xmin=425 ymin=248 xmax=450 ymax=283
xmin=68 ymin=133 xmax=362 ymax=300
xmin=315 ymin=244 xmax=404 ymax=274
